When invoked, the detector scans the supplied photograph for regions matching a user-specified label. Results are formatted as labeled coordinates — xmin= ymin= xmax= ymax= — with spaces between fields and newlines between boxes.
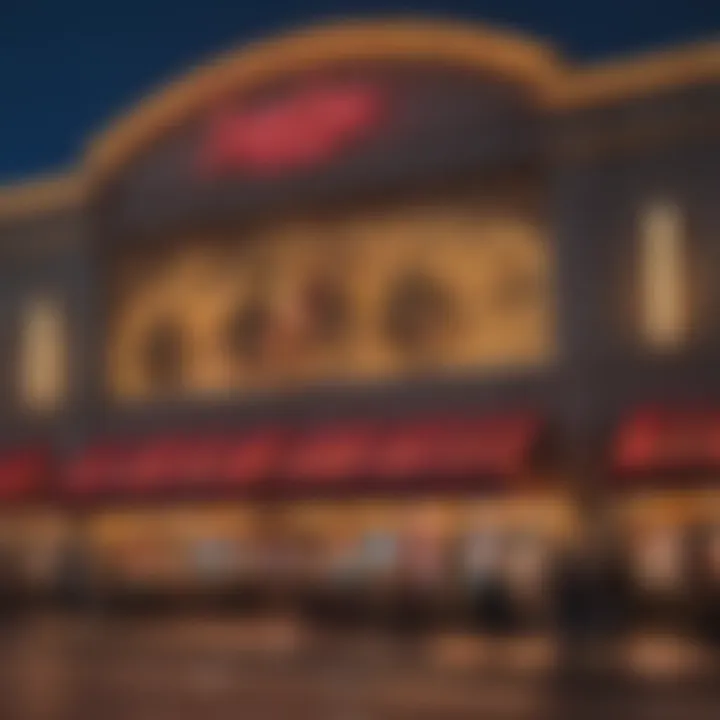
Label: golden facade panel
xmin=108 ymin=189 xmax=554 ymax=401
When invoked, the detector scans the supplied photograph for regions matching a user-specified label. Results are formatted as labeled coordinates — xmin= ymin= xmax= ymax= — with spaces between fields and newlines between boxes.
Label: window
xmin=140 ymin=319 xmax=185 ymax=389
xmin=303 ymin=277 xmax=351 ymax=347
xmin=18 ymin=295 xmax=67 ymax=412
xmin=225 ymin=298 xmax=271 ymax=366
xmin=384 ymin=270 xmax=454 ymax=357
xmin=639 ymin=200 xmax=686 ymax=349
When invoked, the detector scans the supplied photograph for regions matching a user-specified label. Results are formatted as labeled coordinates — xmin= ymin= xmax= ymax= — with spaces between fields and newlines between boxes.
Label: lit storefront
xmin=0 ymin=19 xmax=718 ymax=630
xmin=610 ymin=407 xmax=720 ymax=630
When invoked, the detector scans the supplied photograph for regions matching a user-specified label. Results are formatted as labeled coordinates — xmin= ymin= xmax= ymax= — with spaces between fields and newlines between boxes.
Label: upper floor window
xmin=18 ymin=294 xmax=67 ymax=413
xmin=638 ymin=200 xmax=687 ymax=350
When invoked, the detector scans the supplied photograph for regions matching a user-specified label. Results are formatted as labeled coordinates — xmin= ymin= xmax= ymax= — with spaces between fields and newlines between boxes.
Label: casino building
xmin=0 ymin=19 xmax=719 ymax=626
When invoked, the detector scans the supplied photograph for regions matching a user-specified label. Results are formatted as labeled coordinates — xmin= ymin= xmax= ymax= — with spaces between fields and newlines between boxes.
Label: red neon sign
xmin=197 ymin=83 xmax=385 ymax=178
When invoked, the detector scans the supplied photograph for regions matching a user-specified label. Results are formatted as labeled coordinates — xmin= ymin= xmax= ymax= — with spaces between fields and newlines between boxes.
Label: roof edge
xmin=552 ymin=36 xmax=720 ymax=108
xmin=0 ymin=173 xmax=86 ymax=223
xmin=84 ymin=18 xmax=564 ymax=188
xmin=1 ymin=20 xmax=718 ymax=208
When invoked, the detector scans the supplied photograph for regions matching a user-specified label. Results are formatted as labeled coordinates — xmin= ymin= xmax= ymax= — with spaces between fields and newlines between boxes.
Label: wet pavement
xmin=0 ymin=615 xmax=718 ymax=719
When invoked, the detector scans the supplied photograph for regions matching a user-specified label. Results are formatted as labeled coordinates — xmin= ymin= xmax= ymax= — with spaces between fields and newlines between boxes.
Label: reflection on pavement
xmin=0 ymin=615 xmax=718 ymax=719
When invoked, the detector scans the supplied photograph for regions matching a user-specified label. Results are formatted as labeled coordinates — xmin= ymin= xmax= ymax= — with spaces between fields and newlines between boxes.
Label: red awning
xmin=0 ymin=448 xmax=49 ymax=501
xmin=177 ymin=435 xmax=236 ymax=485
xmin=614 ymin=406 xmax=720 ymax=474
xmin=61 ymin=412 xmax=542 ymax=500
xmin=64 ymin=442 xmax=133 ymax=496
xmin=279 ymin=424 xmax=376 ymax=485
xmin=369 ymin=420 xmax=443 ymax=480
xmin=436 ymin=414 xmax=543 ymax=478
xmin=63 ymin=428 xmax=286 ymax=499
xmin=125 ymin=432 xmax=278 ymax=492
xmin=220 ymin=429 xmax=285 ymax=487
xmin=126 ymin=434 xmax=194 ymax=491
xmin=370 ymin=413 xmax=541 ymax=483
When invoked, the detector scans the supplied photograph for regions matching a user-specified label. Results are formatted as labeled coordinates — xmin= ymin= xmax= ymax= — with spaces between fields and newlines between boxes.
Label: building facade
xmin=0 ymin=19 xmax=719 ymax=617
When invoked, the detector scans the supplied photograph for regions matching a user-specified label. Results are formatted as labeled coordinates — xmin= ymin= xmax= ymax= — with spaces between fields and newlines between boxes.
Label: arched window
xmin=303 ymin=277 xmax=351 ymax=347
xmin=384 ymin=271 xmax=453 ymax=356
xmin=225 ymin=298 xmax=272 ymax=366
xmin=140 ymin=318 xmax=186 ymax=389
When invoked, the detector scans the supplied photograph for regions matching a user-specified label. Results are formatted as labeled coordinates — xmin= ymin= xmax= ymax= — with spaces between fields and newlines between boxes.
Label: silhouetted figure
xmin=469 ymin=573 xmax=518 ymax=635
xmin=552 ymin=548 xmax=595 ymax=641
xmin=462 ymin=530 xmax=518 ymax=635
xmin=550 ymin=538 xmax=610 ymax=698
xmin=596 ymin=536 xmax=633 ymax=637
xmin=388 ymin=531 xmax=446 ymax=641
xmin=0 ymin=543 xmax=22 ymax=621
xmin=57 ymin=532 xmax=95 ymax=614
xmin=688 ymin=525 xmax=720 ymax=647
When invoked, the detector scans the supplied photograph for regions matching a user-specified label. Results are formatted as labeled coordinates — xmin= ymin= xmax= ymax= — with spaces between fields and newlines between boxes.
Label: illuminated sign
xmin=197 ymin=83 xmax=385 ymax=177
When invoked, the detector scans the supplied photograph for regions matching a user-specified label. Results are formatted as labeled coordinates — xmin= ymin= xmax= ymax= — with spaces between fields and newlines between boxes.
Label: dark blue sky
xmin=1 ymin=0 xmax=718 ymax=183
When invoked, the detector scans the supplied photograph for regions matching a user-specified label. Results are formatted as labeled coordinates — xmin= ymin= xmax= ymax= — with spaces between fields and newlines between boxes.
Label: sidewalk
xmin=31 ymin=613 xmax=717 ymax=682
xmin=2 ymin=615 xmax=718 ymax=720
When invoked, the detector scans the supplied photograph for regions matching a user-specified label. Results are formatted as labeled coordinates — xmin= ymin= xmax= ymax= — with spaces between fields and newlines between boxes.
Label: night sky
xmin=1 ymin=0 xmax=718 ymax=184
